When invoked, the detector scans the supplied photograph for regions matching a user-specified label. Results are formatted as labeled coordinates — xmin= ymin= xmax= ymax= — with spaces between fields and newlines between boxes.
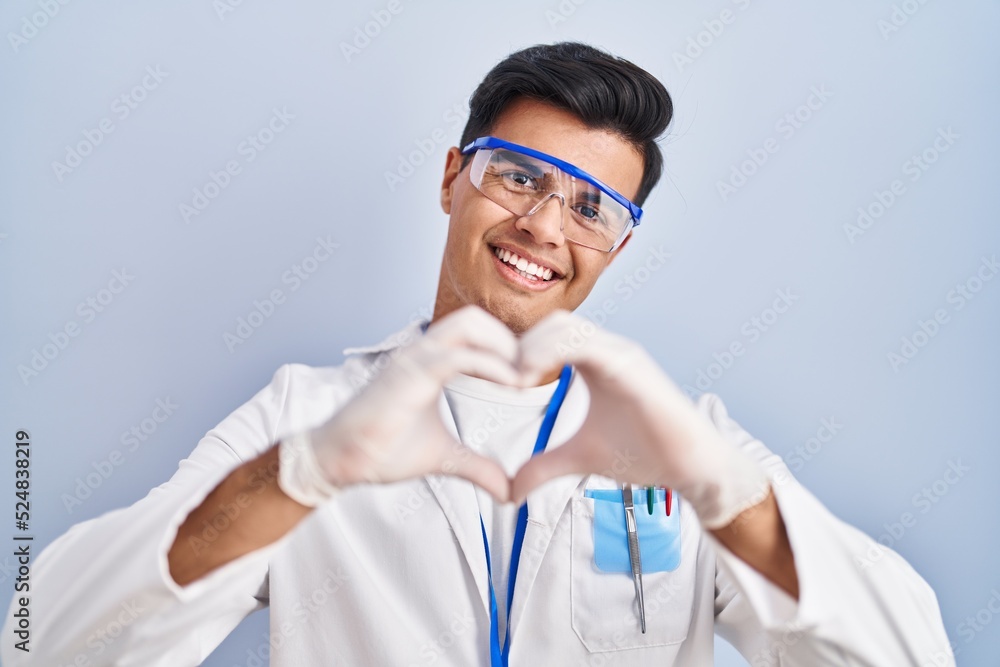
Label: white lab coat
xmin=4 ymin=319 xmax=954 ymax=666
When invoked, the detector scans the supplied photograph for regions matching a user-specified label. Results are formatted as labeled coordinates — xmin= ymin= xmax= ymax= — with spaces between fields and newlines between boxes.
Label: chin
xmin=474 ymin=298 xmax=541 ymax=334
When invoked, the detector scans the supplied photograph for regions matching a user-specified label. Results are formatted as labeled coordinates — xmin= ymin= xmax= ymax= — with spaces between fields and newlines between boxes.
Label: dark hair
xmin=459 ymin=42 xmax=673 ymax=207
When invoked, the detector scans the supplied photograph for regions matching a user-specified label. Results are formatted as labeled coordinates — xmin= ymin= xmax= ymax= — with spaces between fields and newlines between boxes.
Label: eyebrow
xmin=495 ymin=150 xmax=546 ymax=178
xmin=572 ymin=178 xmax=606 ymax=205
xmin=496 ymin=148 xmax=620 ymax=207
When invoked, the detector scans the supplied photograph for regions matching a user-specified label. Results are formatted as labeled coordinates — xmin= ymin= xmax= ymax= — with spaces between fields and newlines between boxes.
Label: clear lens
xmin=470 ymin=148 xmax=633 ymax=251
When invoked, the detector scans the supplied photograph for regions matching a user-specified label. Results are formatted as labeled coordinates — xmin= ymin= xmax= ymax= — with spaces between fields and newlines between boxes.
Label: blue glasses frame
xmin=460 ymin=136 xmax=643 ymax=226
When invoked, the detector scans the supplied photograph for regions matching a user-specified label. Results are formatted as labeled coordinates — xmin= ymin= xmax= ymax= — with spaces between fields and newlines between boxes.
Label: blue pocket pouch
xmin=583 ymin=488 xmax=682 ymax=573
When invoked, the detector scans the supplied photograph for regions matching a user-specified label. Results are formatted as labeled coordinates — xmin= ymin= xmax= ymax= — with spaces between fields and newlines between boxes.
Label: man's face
xmin=436 ymin=97 xmax=644 ymax=334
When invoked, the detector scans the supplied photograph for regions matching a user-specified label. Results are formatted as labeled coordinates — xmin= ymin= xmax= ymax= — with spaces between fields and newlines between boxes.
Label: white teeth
xmin=493 ymin=246 xmax=556 ymax=282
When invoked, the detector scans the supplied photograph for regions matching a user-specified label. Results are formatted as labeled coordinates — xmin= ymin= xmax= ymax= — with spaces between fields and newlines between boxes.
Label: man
xmin=5 ymin=42 xmax=952 ymax=666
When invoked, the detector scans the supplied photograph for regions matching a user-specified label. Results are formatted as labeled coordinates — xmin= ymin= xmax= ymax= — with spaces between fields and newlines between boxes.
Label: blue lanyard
xmin=478 ymin=364 xmax=573 ymax=667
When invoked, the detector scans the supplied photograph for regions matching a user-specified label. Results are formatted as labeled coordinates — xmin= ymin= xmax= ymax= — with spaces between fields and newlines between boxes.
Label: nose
xmin=515 ymin=193 xmax=567 ymax=246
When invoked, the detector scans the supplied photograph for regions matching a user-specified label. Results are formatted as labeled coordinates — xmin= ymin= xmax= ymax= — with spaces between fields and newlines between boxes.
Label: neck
xmin=534 ymin=366 xmax=563 ymax=386
xmin=430 ymin=264 xmax=466 ymax=326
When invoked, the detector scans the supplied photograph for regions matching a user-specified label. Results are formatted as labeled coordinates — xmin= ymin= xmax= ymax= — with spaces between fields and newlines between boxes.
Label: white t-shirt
xmin=442 ymin=371 xmax=564 ymax=646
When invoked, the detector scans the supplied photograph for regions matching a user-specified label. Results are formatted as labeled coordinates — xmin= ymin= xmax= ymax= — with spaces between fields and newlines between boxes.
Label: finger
xmin=425 ymin=347 xmax=522 ymax=386
xmin=510 ymin=444 xmax=587 ymax=504
xmin=387 ymin=340 xmax=522 ymax=394
xmin=426 ymin=305 xmax=519 ymax=363
xmin=518 ymin=314 xmax=685 ymax=433
xmin=442 ymin=448 xmax=512 ymax=502
xmin=517 ymin=310 xmax=641 ymax=386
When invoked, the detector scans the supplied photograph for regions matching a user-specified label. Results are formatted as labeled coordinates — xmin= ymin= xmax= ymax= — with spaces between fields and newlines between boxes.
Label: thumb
xmin=510 ymin=444 xmax=584 ymax=505
xmin=444 ymin=448 xmax=512 ymax=503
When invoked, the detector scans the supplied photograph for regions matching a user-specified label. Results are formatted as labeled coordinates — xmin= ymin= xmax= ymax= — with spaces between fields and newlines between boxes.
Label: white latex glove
xmin=278 ymin=305 xmax=521 ymax=506
xmin=510 ymin=310 xmax=771 ymax=530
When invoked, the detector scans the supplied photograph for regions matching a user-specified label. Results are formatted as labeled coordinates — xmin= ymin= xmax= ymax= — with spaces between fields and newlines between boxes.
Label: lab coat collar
xmin=341 ymin=318 xmax=428 ymax=356
xmin=341 ymin=316 xmax=591 ymax=635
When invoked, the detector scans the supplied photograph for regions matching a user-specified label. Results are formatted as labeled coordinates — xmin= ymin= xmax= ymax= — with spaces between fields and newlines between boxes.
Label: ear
xmin=606 ymin=231 xmax=632 ymax=267
xmin=440 ymin=146 xmax=464 ymax=215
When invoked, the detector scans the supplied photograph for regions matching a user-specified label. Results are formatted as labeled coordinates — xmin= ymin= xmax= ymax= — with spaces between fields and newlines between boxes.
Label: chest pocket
xmin=570 ymin=489 xmax=696 ymax=652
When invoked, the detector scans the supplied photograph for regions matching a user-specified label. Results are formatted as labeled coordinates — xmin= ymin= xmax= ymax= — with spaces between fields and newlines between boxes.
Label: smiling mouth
xmin=491 ymin=245 xmax=558 ymax=282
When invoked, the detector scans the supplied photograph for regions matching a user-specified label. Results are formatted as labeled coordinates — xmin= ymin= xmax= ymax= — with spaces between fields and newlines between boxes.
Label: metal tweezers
xmin=621 ymin=483 xmax=646 ymax=633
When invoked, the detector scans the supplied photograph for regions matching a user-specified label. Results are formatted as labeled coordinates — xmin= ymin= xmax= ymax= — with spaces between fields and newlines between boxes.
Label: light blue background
xmin=2 ymin=1 xmax=998 ymax=665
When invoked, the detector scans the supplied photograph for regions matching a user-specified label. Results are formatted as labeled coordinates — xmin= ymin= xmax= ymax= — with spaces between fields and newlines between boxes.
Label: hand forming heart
xmin=302 ymin=305 xmax=769 ymax=529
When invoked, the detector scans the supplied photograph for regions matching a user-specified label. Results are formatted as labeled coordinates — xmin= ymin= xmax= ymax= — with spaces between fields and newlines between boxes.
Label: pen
xmin=646 ymin=485 xmax=654 ymax=515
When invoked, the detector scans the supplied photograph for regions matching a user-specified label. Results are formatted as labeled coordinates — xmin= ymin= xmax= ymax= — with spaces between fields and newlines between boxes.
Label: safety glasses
xmin=461 ymin=137 xmax=642 ymax=252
